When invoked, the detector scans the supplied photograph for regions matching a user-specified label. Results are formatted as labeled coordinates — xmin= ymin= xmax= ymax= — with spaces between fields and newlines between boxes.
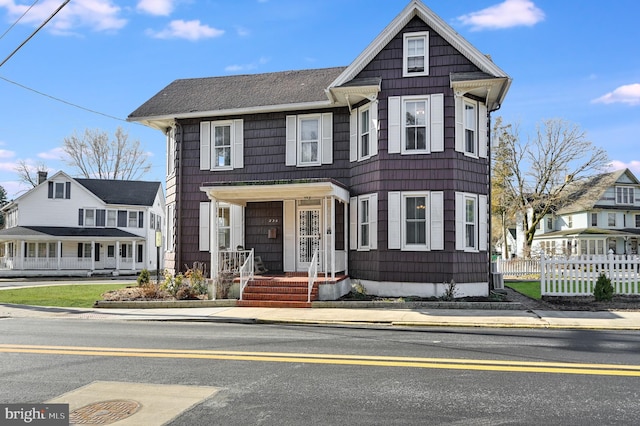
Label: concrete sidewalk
xmin=1 ymin=302 xmax=640 ymax=330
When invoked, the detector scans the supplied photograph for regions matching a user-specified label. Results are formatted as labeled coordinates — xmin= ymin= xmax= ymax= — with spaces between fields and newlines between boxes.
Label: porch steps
xmin=237 ymin=276 xmax=318 ymax=308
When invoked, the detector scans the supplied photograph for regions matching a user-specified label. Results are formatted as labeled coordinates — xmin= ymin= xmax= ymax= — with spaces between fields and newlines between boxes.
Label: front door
xmin=297 ymin=207 xmax=321 ymax=271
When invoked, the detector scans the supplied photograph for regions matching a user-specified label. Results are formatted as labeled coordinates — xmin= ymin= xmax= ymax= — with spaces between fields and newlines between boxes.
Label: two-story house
xmin=520 ymin=168 xmax=640 ymax=257
xmin=128 ymin=0 xmax=511 ymax=301
xmin=0 ymin=171 xmax=165 ymax=277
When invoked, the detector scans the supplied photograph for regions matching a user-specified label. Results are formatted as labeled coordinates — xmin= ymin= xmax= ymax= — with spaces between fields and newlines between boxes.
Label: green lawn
xmin=505 ymin=281 xmax=541 ymax=300
xmin=0 ymin=284 xmax=131 ymax=308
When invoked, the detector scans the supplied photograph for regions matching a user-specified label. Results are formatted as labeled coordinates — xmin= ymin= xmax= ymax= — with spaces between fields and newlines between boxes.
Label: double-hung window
xmin=47 ymin=181 xmax=71 ymax=199
xmin=350 ymin=102 xmax=378 ymax=162
xmin=200 ymin=119 xmax=244 ymax=171
xmin=455 ymin=192 xmax=487 ymax=252
xmin=349 ymin=194 xmax=378 ymax=251
xmin=107 ymin=210 xmax=117 ymax=227
xmin=128 ymin=212 xmax=138 ymax=228
xmin=388 ymin=94 xmax=443 ymax=155
xmin=455 ymin=97 xmax=487 ymax=158
xmin=85 ymin=209 xmax=95 ymax=227
xmin=608 ymin=213 xmax=616 ymax=227
xmin=464 ymin=196 xmax=477 ymax=250
xmin=591 ymin=213 xmax=598 ymax=227
xmin=464 ymin=101 xmax=477 ymax=155
xmin=388 ymin=191 xmax=443 ymax=251
xmin=616 ymin=187 xmax=634 ymax=205
xmin=403 ymin=31 xmax=429 ymax=77
xmin=286 ymin=113 xmax=333 ymax=167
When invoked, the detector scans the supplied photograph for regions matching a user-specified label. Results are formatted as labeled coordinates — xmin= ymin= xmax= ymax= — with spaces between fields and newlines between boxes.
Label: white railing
xmin=308 ymin=249 xmax=319 ymax=303
xmin=494 ymin=258 xmax=540 ymax=276
xmin=541 ymin=254 xmax=640 ymax=296
xmin=219 ymin=250 xmax=252 ymax=274
xmin=238 ymin=249 xmax=254 ymax=301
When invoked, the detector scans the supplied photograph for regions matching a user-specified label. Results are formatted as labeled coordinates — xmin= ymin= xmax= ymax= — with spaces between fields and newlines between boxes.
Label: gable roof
xmin=128 ymin=67 xmax=345 ymax=129
xmin=556 ymin=168 xmax=638 ymax=215
xmin=76 ymin=179 xmax=162 ymax=206
xmin=0 ymin=226 xmax=143 ymax=240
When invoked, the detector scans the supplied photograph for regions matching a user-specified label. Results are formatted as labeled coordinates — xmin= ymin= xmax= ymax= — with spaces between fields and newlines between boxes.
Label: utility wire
xmin=0 ymin=74 xmax=130 ymax=123
xmin=0 ymin=0 xmax=70 ymax=69
xmin=0 ymin=0 xmax=41 ymax=42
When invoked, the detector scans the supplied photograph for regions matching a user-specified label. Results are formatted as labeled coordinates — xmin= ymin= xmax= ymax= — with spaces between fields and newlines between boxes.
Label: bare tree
xmin=492 ymin=118 xmax=609 ymax=257
xmin=63 ymin=127 xmax=152 ymax=180
xmin=0 ymin=184 xmax=7 ymax=229
xmin=15 ymin=160 xmax=48 ymax=188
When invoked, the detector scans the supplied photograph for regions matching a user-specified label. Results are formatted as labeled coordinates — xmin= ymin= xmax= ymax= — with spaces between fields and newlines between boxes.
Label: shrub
xmin=185 ymin=262 xmax=208 ymax=296
xmin=441 ymin=279 xmax=458 ymax=301
xmin=593 ymin=273 xmax=614 ymax=302
xmin=137 ymin=269 xmax=150 ymax=286
xmin=215 ymin=272 xmax=235 ymax=299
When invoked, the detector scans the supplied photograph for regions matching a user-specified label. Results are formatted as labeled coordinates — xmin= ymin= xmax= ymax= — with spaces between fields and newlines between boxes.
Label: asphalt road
xmin=1 ymin=318 xmax=639 ymax=425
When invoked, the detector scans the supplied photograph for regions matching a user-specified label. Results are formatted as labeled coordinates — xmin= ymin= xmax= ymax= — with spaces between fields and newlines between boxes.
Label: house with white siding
xmin=0 ymin=171 xmax=165 ymax=277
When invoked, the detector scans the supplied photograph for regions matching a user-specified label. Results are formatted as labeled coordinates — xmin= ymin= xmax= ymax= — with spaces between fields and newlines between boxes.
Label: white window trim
xmin=401 ymin=95 xmax=430 ymax=155
xmin=463 ymin=99 xmax=478 ymax=158
xmin=616 ymin=186 xmax=634 ymax=205
xmin=455 ymin=192 xmax=487 ymax=252
xmin=402 ymin=31 xmax=429 ymax=78
xmin=455 ymin=95 xmax=487 ymax=158
xmin=350 ymin=101 xmax=378 ymax=162
xmin=350 ymin=194 xmax=378 ymax=251
xmin=401 ymin=191 xmax=430 ymax=251
xmin=84 ymin=209 xmax=96 ymax=227
xmin=200 ymin=119 xmax=244 ymax=171
xmin=298 ymin=114 xmax=322 ymax=167
xmin=464 ymin=195 xmax=478 ymax=251
xmin=167 ymin=126 xmax=176 ymax=177
xmin=388 ymin=94 xmax=443 ymax=155
xmin=286 ymin=112 xmax=333 ymax=167
xmin=212 ymin=120 xmax=234 ymax=171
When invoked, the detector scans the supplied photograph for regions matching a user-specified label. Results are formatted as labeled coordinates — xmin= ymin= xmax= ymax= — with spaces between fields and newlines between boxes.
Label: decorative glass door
xmin=297 ymin=208 xmax=321 ymax=270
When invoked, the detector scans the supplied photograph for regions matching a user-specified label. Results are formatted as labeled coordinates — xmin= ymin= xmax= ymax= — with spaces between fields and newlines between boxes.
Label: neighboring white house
xmin=517 ymin=168 xmax=640 ymax=257
xmin=0 ymin=171 xmax=165 ymax=277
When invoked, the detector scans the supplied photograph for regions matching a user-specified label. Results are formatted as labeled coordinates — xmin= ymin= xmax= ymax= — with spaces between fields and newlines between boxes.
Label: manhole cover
xmin=69 ymin=399 xmax=141 ymax=424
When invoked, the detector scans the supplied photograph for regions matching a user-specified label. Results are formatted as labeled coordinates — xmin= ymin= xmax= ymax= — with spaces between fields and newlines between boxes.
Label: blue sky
xmin=0 ymin=0 xmax=639 ymax=200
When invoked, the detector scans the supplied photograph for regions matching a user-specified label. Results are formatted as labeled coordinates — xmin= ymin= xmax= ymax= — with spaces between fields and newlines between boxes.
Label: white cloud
xmin=147 ymin=19 xmax=224 ymax=41
xmin=236 ymin=26 xmax=250 ymax=37
xmin=593 ymin=84 xmax=640 ymax=106
xmin=38 ymin=147 xmax=66 ymax=161
xmin=0 ymin=0 xmax=127 ymax=34
xmin=458 ymin=0 xmax=545 ymax=31
xmin=609 ymin=160 xmax=640 ymax=175
xmin=0 ymin=149 xmax=15 ymax=159
xmin=0 ymin=180 xmax=29 ymax=200
xmin=137 ymin=0 xmax=175 ymax=16
xmin=225 ymin=57 xmax=270 ymax=73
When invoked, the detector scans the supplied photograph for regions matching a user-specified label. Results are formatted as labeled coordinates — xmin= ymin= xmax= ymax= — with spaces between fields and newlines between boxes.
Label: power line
xmin=0 ymin=0 xmax=41 ymax=42
xmin=0 ymin=74 xmax=131 ymax=123
xmin=0 ymin=0 xmax=70 ymax=69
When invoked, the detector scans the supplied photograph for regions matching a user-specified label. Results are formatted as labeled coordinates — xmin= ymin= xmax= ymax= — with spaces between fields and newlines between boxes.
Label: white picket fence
xmin=494 ymin=258 xmax=540 ymax=276
xmin=540 ymin=254 xmax=640 ymax=296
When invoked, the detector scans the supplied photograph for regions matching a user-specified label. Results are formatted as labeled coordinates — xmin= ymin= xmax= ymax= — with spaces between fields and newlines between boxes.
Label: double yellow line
xmin=1 ymin=344 xmax=639 ymax=377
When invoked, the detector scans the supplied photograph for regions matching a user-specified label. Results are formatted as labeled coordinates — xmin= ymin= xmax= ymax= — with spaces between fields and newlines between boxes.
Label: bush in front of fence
xmin=593 ymin=273 xmax=614 ymax=302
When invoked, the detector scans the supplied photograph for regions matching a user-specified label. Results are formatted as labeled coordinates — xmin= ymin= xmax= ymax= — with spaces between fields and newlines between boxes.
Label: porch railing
xmin=238 ymin=249 xmax=254 ymax=301
xmin=494 ymin=258 xmax=540 ymax=276
xmin=219 ymin=250 xmax=252 ymax=274
xmin=308 ymin=249 xmax=319 ymax=303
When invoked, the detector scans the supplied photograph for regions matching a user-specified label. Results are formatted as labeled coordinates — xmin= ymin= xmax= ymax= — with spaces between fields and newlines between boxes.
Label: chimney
xmin=37 ymin=171 xmax=48 ymax=185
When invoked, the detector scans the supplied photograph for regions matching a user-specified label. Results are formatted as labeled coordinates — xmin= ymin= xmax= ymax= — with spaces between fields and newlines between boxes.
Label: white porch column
xmin=132 ymin=240 xmax=137 ymax=271
xmin=330 ymin=196 xmax=336 ymax=279
xmin=323 ymin=196 xmax=328 ymax=275
xmin=115 ymin=241 xmax=120 ymax=271
xmin=210 ymin=198 xmax=219 ymax=278
xmin=57 ymin=241 xmax=62 ymax=270
xmin=20 ymin=240 xmax=25 ymax=270
xmin=91 ymin=240 xmax=96 ymax=271
xmin=343 ymin=202 xmax=348 ymax=275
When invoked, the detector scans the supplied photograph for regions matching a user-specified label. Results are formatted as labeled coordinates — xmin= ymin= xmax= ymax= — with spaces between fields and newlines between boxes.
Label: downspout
xmin=487 ymin=102 xmax=501 ymax=290
xmin=175 ymin=122 xmax=184 ymax=273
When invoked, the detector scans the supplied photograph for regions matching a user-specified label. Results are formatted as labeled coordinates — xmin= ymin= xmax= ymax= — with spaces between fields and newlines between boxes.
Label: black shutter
xmin=65 ymin=182 xmax=71 ymax=199
xmin=77 ymin=243 xmax=83 ymax=258
xmin=137 ymin=245 xmax=143 ymax=263
xmin=138 ymin=212 xmax=144 ymax=228
xmin=96 ymin=210 xmax=106 ymax=227
xmin=78 ymin=209 xmax=84 ymax=226
xmin=118 ymin=211 xmax=127 ymax=227
xmin=94 ymin=243 xmax=100 ymax=261
xmin=48 ymin=182 xmax=53 ymax=199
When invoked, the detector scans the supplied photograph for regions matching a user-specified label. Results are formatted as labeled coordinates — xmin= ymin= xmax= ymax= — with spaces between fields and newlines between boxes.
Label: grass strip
xmin=505 ymin=281 xmax=541 ymax=300
xmin=0 ymin=284 xmax=131 ymax=308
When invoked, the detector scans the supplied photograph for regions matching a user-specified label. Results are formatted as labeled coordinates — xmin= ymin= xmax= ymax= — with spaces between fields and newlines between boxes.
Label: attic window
xmin=403 ymin=32 xmax=429 ymax=77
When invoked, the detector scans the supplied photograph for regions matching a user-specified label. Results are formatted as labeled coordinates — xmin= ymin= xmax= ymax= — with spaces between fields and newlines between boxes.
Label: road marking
xmin=1 ymin=344 xmax=639 ymax=377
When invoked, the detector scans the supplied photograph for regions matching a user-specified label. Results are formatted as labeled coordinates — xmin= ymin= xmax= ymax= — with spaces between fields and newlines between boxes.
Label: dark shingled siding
xmin=174 ymin=17 xmax=491 ymax=286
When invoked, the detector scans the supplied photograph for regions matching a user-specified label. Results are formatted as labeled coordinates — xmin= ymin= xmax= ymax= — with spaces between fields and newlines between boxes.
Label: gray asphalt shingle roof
xmin=76 ymin=179 xmax=161 ymax=206
xmin=0 ymin=226 xmax=142 ymax=239
xmin=128 ymin=67 xmax=347 ymax=119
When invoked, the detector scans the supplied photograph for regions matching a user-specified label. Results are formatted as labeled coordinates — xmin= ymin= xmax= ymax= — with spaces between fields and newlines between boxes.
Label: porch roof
xmin=200 ymin=179 xmax=350 ymax=205
xmin=536 ymin=227 xmax=640 ymax=239
xmin=0 ymin=226 xmax=144 ymax=241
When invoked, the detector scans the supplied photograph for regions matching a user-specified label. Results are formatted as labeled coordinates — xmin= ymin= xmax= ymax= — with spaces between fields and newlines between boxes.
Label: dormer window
xmin=403 ymin=32 xmax=429 ymax=77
